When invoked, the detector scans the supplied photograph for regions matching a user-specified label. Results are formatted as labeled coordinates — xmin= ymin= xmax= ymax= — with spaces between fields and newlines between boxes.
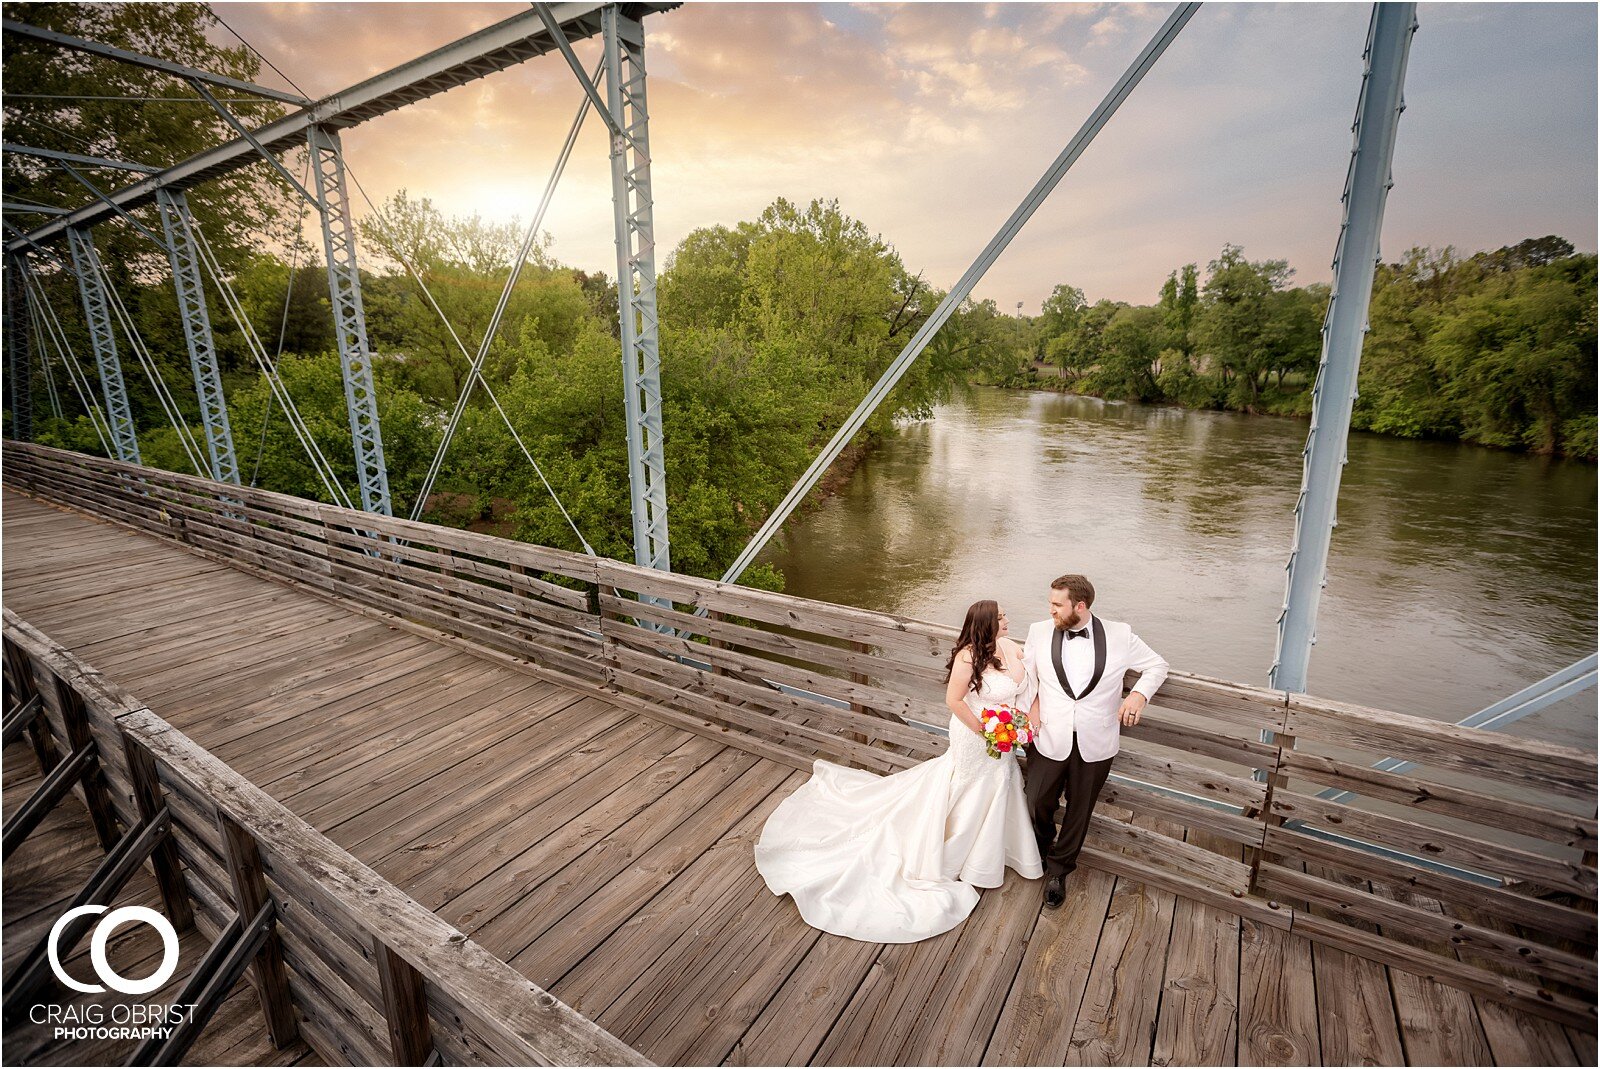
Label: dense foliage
xmin=1029 ymin=237 xmax=1595 ymax=459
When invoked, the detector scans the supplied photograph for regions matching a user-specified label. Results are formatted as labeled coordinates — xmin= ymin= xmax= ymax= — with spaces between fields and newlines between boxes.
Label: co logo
xmin=48 ymin=906 xmax=179 ymax=995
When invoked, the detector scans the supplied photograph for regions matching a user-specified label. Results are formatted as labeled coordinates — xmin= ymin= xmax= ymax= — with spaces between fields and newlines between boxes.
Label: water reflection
xmin=761 ymin=388 xmax=1598 ymax=751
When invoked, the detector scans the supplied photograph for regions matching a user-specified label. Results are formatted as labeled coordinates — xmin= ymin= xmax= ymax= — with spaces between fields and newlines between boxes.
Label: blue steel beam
xmin=155 ymin=189 xmax=239 ymax=485
xmin=64 ymin=227 xmax=140 ymax=463
xmin=1270 ymin=3 xmax=1417 ymax=693
xmin=605 ymin=6 xmax=671 ymax=574
xmin=308 ymin=125 xmax=391 ymax=516
xmin=2 ymin=143 xmax=159 ymax=173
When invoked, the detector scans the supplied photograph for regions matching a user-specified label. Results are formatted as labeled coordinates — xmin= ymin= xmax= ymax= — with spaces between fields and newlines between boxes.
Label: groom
xmin=1023 ymin=574 xmax=1168 ymax=909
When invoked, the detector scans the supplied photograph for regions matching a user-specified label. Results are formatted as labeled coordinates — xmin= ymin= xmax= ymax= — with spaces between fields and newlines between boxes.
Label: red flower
xmin=997 ymin=741 xmax=1012 ymax=752
xmin=997 ymin=710 xmax=1013 ymax=724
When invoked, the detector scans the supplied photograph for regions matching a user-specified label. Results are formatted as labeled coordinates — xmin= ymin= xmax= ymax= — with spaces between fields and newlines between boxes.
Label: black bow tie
xmin=1065 ymin=627 xmax=1089 ymax=640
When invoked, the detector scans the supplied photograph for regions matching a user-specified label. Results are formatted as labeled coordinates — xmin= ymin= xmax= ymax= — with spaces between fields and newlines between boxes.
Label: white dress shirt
xmin=1021 ymin=613 xmax=1169 ymax=763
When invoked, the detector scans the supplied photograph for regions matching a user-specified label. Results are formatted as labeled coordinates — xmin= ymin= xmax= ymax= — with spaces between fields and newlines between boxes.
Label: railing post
xmin=374 ymin=938 xmax=435 ymax=1065
xmin=216 ymin=811 xmax=299 ymax=1048
xmin=122 ymin=735 xmax=195 ymax=931
xmin=51 ymin=674 xmax=121 ymax=851
xmin=3 ymin=639 xmax=59 ymax=773
xmin=1246 ymin=730 xmax=1295 ymax=895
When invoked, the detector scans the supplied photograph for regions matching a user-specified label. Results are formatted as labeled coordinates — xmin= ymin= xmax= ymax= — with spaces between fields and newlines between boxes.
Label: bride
xmin=755 ymin=600 xmax=1043 ymax=943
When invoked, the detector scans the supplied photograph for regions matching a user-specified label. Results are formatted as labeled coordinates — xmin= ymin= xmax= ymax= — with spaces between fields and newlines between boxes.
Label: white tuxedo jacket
xmin=1020 ymin=615 xmax=1169 ymax=763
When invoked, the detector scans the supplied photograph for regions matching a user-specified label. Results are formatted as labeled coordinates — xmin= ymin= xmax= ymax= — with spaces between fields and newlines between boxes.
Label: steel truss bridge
xmin=0 ymin=5 xmax=1595 ymax=1063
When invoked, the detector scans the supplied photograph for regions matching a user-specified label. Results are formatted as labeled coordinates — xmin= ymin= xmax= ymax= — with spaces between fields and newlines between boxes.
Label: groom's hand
xmin=1118 ymin=692 xmax=1147 ymax=727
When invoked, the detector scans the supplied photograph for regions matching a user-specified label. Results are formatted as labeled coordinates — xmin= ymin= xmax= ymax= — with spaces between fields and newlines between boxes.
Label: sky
xmin=207 ymin=1 xmax=1599 ymax=310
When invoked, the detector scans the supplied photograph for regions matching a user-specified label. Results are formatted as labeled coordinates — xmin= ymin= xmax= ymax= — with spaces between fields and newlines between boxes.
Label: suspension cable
xmin=187 ymin=215 xmax=355 ymax=508
xmin=21 ymin=267 xmax=111 ymax=451
xmin=252 ymin=153 xmax=313 ymax=487
xmin=408 ymin=56 xmax=601 ymax=526
xmin=343 ymin=168 xmax=596 ymax=554
xmin=88 ymin=252 xmax=210 ymax=476
xmin=22 ymin=278 xmax=65 ymax=422
xmin=23 ymin=259 xmax=112 ymax=446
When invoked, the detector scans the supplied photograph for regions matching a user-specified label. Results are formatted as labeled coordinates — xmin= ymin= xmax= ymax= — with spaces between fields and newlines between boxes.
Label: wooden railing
xmin=4 ymin=440 xmax=1595 ymax=1030
xmin=2 ymin=607 xmax=648 ymax=1066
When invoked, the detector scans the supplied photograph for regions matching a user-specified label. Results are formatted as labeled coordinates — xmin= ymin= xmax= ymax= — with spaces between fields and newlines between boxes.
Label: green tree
xmin=1193 ymin=245 xmax=1294 ymax=410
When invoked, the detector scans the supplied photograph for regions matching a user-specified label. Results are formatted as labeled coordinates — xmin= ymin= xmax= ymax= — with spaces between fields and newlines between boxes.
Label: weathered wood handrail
xmin=2 ymin=606 xmax=650 ymax=1066
xmin=4 ymin=440 xmax=1596 ymax=1030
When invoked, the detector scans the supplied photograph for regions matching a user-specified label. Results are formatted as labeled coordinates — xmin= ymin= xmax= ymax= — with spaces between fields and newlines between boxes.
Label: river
xmin=758 ymin=388 xmax=1598 ymax=753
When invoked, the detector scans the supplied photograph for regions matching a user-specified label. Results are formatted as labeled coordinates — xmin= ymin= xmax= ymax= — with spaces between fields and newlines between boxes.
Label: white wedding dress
xmin=754 ymin=665 xmax=1043 ymax=943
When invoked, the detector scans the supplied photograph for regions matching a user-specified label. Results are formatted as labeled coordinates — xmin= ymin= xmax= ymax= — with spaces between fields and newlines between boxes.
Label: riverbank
xmin=993 ymin=367 xmax=1596 ymax=462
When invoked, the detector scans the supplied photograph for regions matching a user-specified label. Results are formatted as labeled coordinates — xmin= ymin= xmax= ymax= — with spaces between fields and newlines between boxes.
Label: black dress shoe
xmin=1044 ymin=875 xmax=1065 ymax=910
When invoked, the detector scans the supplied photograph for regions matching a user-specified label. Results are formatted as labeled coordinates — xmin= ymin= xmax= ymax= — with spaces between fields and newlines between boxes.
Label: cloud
xmin=199 ymin=1 xmax=1595 ymax=310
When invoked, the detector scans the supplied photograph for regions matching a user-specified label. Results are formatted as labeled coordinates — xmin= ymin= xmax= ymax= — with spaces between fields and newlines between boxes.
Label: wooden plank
xmin=1237 ymin=917 xmax=1320 ymax=1066
xmin=1112 ymin=742 xmax=1269 ymax=809
xmin=1271 ymin=787 xmax=1596 ymax=898
xmin=1064 ymin=817 xmax=1182 ymax=1066
xmin=608 ymin=651 xmax=912 ymax=774
xmin=324 ymin=690 xmax=599 ymax=853
xmin=600 ymin=611 xmax=934 ymax=732
xmin=1369 ymin=880 xmax=1495 ymax=1067
xmin=1439 ymin=898 xmax=1586 ymax=1067
xmin=594 ymin=868 xmax=817 ymax=1064
xmin=1264 ymin=824 xmax=1596 ymax=944
xmin=1136 ymin=670 xmax=1289 ymax=734
xmin=260 ymin=674 xmax=557 ymax=812
xmin=469 ymin=744 xmax=764 ymax=959
xmin=1286 ymin=693 xmax=1596 ymax=801
xmin=808 ymin=917 xmax=969 ymax=1065
xmin=1086 ymin=813 xmax=1254 ymax=893
xmin=894 ymin=872 xmax=1043 ymax=1065
xmin=1292 ymin=907 xmax=1596 ymax=1030
xmin=370 ymin=710 xmax=675 ymax=905
xmin=726 ymin=932 xmax=880 ymax=1066
xmin=122 ymin=735 xmax=195 ymax=930
xmin=601 ymin=593 xmax=949 ymax=692
xmin=1151 ymin=830 xmax=1242 ymax=1066
xmin=509 ymin=764 xmax=798 ymax=985
xmin=210 ymin=651 xmax=512 ymax=783
xmin=1257 ymin=862 xmax=1595 ymax=989
xmin=526 ymin=773 xmax=801 ymax=995
xmin=1303 ymin=865 xmax=1406 ymax=1067
xmin=592 ymin=556 xmax=955 ymax=661
xmin=438 ymin=732 xmax=727 ymax=935
xmin=1096 ymin=777 xmax=1265 ymax=846
xmin=1280 ymin=747 xmax=1598 ymax=850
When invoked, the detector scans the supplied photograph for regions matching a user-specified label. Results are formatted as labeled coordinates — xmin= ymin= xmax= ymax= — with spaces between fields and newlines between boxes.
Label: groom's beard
xmin=1053 ymin=609 xmax=1083 ymax=631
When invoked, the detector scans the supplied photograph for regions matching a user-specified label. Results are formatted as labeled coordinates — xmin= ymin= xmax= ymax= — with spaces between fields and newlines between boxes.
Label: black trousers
xmin=1025 ymin=733 xmax=1114 ymax=879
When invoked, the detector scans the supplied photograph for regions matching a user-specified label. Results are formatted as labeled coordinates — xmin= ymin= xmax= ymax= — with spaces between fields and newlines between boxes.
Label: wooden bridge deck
xmin=2 ymin=487 xmax=1591 ymax=1067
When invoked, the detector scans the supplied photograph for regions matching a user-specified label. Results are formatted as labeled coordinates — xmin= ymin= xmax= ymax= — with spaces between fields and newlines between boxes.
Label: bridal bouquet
xmin=980 ymin=706 xmax=1032 ymax=759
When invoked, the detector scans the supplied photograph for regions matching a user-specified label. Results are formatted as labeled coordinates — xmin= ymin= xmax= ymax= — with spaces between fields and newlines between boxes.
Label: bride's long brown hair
xmin=945 ymin=600 xmax=1003 ymax=695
